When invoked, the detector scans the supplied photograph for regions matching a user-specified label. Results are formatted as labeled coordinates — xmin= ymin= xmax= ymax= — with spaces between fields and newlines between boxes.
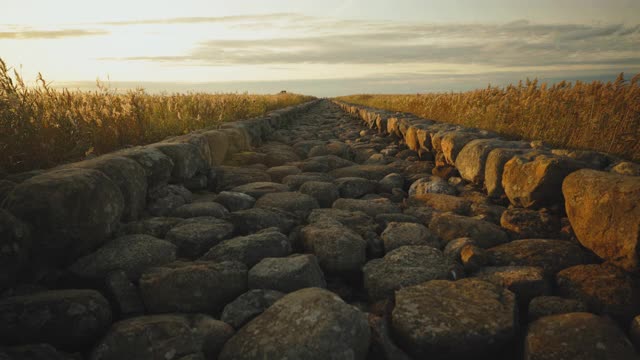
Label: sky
xmin=1 ymin=0 xmax=639 ymax=96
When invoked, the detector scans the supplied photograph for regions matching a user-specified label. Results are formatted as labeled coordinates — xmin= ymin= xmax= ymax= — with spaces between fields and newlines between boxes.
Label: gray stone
xmin=473 ymin=266 xmax=551 ymax=306
xmin=201 ymin=228 xmax=291 ymax=267
xmin=0 ymin=210 xmax=30 ymax=291
xmin=429 ymin=213 xmax=509 ymax=248
xmin=334 ymin=177 xmax=377 ymax=198
xmin=214 ymin=166 xmax=271 ymax=191
xmin=255 ymin=191 xmax=319 ymax=218
xmin=456 ymin=139 xmax=529 ymax=184
xmin=213 ymin=191 xmax=256 ymax=211
xmin=333 ymin=198 xmax=401 ymax=217
xmin=282 ymin=173 xmax=334 ymax=190
xmin=230 ymin=182 xmax=290 ymax=199
xmin=381 ymin=222 xmax=441 ymax=252
xmin=248 ymin=254 xmax=326 ymax=293
xmin=147 ymin=184 xmax=192 ymax=217
xmin=69 ymin=234 xmax=176 ymax=280
xmin=378 ymin=173 xmax=405 ymax=193
xmin=221 ymin=289 xmax=285 ymax=329
xmin=118 ymin=217 xmax=183 ymax=238
xmin=301 ymin=222 xmax=367 ymax=273
xmin=113 ymin=146 xmax=174 ymax=190
xmin=171 ymin=202 xmax=229 ymax=218
xmin=299 ymin=181 xmax=339 ymax=208
xmin=104 ymin=270 xmax=145 ymax=317
xmin=165 ymin=217 xmax=234 ymax=258
xmin=229 ymin=207 xmax=298 ymax=235
xmin=408 ymin=176 xmax=456 ymax=196
xmin=219 ymin=288 xmax=370 ymax=360
xmin=151 ymin=142 xmax=206 ymax=182
xmin=266 ymin=165 xmax=301 ymax=182
xmin=528 ymin=296 xmax=588 ymax=322
xmin=139 ymin=261 xmax=247 ymax=314
xmin=330 ymin=165 xmax=395 ymax=181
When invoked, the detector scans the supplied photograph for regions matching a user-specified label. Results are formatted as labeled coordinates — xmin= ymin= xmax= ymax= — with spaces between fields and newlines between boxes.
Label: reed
xmin=0 ymin=58 xmax=314 ymax=174
xmin=337 ymin=74 xmax=640 ymax=162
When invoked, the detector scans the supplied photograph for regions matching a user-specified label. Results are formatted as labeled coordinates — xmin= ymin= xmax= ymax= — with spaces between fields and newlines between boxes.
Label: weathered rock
xmin=229 ymin=207 xmax=298 ymax=235
xmin=90 ymin=314 xmax=234 ymax=360
xmin=255 ymin=191 xmax=319 ymax=218
xmin=299 ymin=181 xmax=339 ymax=208
xmin=219 ymin=288 xmax=370 ymax=360
xmin=368 ymin=314 xmax=412 ymax=360
xmin=113 ymin=146 xmax=174 ymax=189
xmin=139 ymin=261 xmax=247 ymax=314
xmin=221 ymin=289 xmax=285 ymax=329
xmin=409 ymin=192 xmax=472 ymax=215
xmin=503 ymin=153 xmax=584 ymax=208
xmin=363 ymin=246 xmax=456 ymax=301
xmin=308 ymin=141 xmax=353 ymax=159
xmin=165 ymin=217 xmax=234 ymax=258
xmin=381 ymin=222 xmax=441 ymax=252
xmin=391 ymin=278 xmax=517 ymax=359
xmin=171 ymin=202 xmax=229 ymax=218
xmin=488 ymin=239 xmax=592 ymax=276
xmin=0 ymin=210 xmax=30 ymax=291
xmin=0 ymin=290 xmax=112 ymax=349
xmin=630 ymin=315 xmax=640 ymax=350
xmin=527 ymin=296 xmax=588 ymax=322
xmin=378 ymin=173 xmax=405 ymax=193
xmin=459 ymin=244 xmax=491 ymax=272
xmin=214 ymin=166 xmax=271 ymax=191
xmin=500 ymin=208 xmax=560 ymax=239
xmin=213 ymin=191 xmax=255 ymax=211
xmin=104 ymin=270 xmax=145 ymax=317
xmin=4 ymin=168 xmax=124 ymax=265
xmin=429 ymin=213 xmax=509 ymax=248
xmin=473 ymin=266 xmax=550 ymax=306
xmin=248 ymin=254 xmax=326 ymax=292
xmin=266 ymin=165 xmax=301 ymax=182
xmin=230 ymin=181 xmax=290 ymax=199
xmin=524 ymin=313 xmax=637 ymax=360
xmin=484 ymin=148 xmax=529 ymax=199
xmin=183 ymin=173 xmax=208 ymax=191
xmin=282 ymin=172 xmax=334 ymax=190
xmin=201 ymin=228 xmax=291 ymax=267
xmin=230 ymin=151 xmax=268 ymax=165
xmin=330 ymin=165 xmax=395 ymax=181
xmin=333 ymin=198 xmax=401 ymax=217
xmin=408 ymin=176 xmax=457 ymax=196
xmin=151 ymin=142 xmax=206 ymax=182
xmin=443 ymin=237 xmax=476 ymax=262
xmin=556 ymin=263 xmax=640 ymax=325
xmin=0 ymin=344 xmax=77 ymax=360
xmin=118 ymin=217 xmax=183 ymax=238
xmin=308 ymin=208 xmax=376 ymax=236
xmin=563 ymin=169 xmax=640 ymax=272
xmin=301 ymin=223 xmax=367 ymax=273
xmin=456 ymin=139 xmax=529 ymax=184
xmin=610 ymin=161 xmax=640 ymax=176
xmin=147 ymin=184 xmax=192 ymax=217
xmin=69 ymin=234 xmax=176 ymax=281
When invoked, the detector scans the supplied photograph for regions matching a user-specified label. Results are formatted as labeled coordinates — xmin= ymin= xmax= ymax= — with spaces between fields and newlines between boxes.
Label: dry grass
xmin=0 ymin=58 xmax=314 ymax=174
xmin=337 ymin=74 xmax=640 ymax=162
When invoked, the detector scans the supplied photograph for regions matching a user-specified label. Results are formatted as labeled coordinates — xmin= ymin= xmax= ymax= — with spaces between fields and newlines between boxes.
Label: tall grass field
xmin=0 ymin=58 xmax=314 ymax=174
xmin=337 ymin=74 xmax=640 ymax=162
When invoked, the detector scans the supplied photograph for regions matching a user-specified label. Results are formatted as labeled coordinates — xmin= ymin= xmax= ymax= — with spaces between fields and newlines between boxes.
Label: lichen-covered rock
xmin=484 ymin=148 xmax=530 ymax=199
xmin=500 ymin=208 xmax=560 ymax=239
xmin=230 ymin=181 xmax=290 ymax=199
xmin=473 ymin=266 xmax=550 ymax=306
xmin=221 ymin=289 xmax=285 ymax=329
xmin=139 ymin=261 xmax=247 ymax=314
xmin=301 ymin=222 xmax=367 ymax=273
xmin=524 ymin=313 xmax=637 ymax=360
xmin=408 ymin=176 xmax=457 ymax=196
xmin=255 ymin=191 xmax=319 ymax=218
xmin=527 ymin=296 xmax=588 ymax=322
xmin=381 ymin=222 xmax=441 ymax=252
xmin=171 ymin=202 xmax=229 ymax=218
xmin=0 ymin=210 xmax=30 ymax=291
xmin=556 ymin=263 xmax=640 ymax=325
xmin=214 ymin=166 xmax=271 ymax=191
xmin=165 ymin=217 xmax=234 ymax=258
xmin=213 ymin=191 xmax=256 ymax=211
xmin=248 ymin=254 xmax=326 ymax=293
xmin=282 ymin=172 xmax=334 ymax=190
xmin=299 ymin=181 xmax=340 ymax=208
xmin=150 ymin=142 xmax=206 ymax=182
xmin=488 ymin=239 xmax=592 ymax=276
xmin=219 ymin=288 xmax=370 ymax=360
xmin=0 ymin=290 xmax=112 ymax=350
xmin=118 ymin=217 xmax=183 ymax=238
xmin=147 ymin=184 xmax=192 ymax=216
xmin=4 ymin=168 xmax=124 ymax=265
xmin=563 ymin=169 xmax=640 ymax=272
xmin=229 ymin=207 xmax=298 ymax=235
xmin=91 ymin=314 xmax=234 ymax=360
xmin=456 ymin=139 xmax=529 ymax=184
xmin=69 ymin=234 xmax=176 ymax=280
xmin=391 ymin=278 xmax=517 ymax=359
xmin=409 ymin=192 xmax=472 ymax=215
xmin=113 ymin=146 xmax=174 ymax=190
xmin=333 ymin=198 xmax=401 ymax=217
xmin=201 ymin=228 xmax=291 ymax=267
xmin=429 ymin=213 xmax=509 ymax=248
xmin=363 ymin=246 xmax=456 ymax=301
xmin=334 ymin=177 xmax=377 ymax=198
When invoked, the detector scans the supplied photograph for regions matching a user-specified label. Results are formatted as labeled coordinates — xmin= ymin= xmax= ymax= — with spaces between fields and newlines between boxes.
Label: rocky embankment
xmin=0 ymin=99 xmax=639 ymax=359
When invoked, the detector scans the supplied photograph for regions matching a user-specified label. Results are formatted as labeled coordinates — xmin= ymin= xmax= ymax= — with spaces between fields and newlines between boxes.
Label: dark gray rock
xmin=171 ymin=202 xmax=229 ymax=219
xmin=248 ymin=254 xmax=326 ymax=293
xmin=221 ymin=289 xmax=285 ymax=329
xmin=118 ymin=217 xmax=183 ymax=238
xmin=147 ymin=184 xmax=192 ymax=217
xmin=104 ymin=270 xmax=145 ymax=317
xmin=381 ymin=222 xmax=441 ymax=252
xmin=282 ymin=173 xmax=334 ymax=190
xmin=299 ymin=181 xmax=340 ymax=208
xmin=333 ymin=198 xmax=401 ymax=217
xmin=229 ymin=207 xmax=298 ymax=235
xmin=165 ymin=217 xmax=234 ymax=258
xmin=213 ymin=191 xmax=256 ymax=211
xmin=0 ymin=210 xmax=30 ymax=291
xmin=334 ymin=177 xmax=377 ymax=198
xmin=527 ymin=296 xmax=588 ymax=322
xmin=255 ymin=191 xmax=319 ymax=218
xmin=214 ymin=166 xmax=271 ymax=191
xmin=302 ymin=222 xmax=367 ymax=273
xmin=230 ymin=182 xmax=290 ymax=199
xmin=429 ymin=213 xmax=509 ymax=248
xmin=201 ymin=228 xmax=291 ymax=267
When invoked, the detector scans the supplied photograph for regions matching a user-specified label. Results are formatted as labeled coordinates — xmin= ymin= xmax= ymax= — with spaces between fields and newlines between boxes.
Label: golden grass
xmin=337 ymin=74 xmax=640 ymax=162
xmin=0 ymin=58 xmax=314 ymax=174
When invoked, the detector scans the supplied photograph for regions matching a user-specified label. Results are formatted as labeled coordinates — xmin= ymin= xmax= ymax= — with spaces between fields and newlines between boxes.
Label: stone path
xmin=1 ymin=100 xmax=639 ymax=360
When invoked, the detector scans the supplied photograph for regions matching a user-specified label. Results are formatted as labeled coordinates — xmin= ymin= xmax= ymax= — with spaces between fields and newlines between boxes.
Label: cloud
xmin=0 ymin=29 xmax=108 ymax=39
xmin=99 ymin=13 xmax=310 ymax=26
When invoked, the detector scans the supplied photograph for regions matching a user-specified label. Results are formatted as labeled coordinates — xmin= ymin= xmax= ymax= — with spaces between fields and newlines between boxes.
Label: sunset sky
xmin=2 ymin=0 xmax=639 ymax=96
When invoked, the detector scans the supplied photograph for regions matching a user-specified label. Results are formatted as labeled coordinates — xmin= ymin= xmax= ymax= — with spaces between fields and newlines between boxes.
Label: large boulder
xmin=391 ymin=278 xmax=517 ymax=359
xmin=229 ymin=207 xmax=298 ymax=235
xmin=0 ymin=290 xmax=112 ymax=350
xmin=214 ymin=166 xmax=271 ymax=191
xmin=0 ymin=210 xmax=30 ymax=291
xmin=334 ymin=177 xmax=377 ymax=198
xmin=221 ymin=289 xmax=285 ymax=329
xmin=299 ymin=181 xmax=340 ymax=208
xmin=248 ymin=254 xmax=326 ymax=293
xmin=139 ymin=261 xmax=247 ymax=314
xmin=556 ymin=263 xmax=640 ymax=325
xmin=213 ymin=191 xmax=256 ymax=211
xmin=488 ymin=239 xmax=592 ymax=276
xmin=90 ymin=314 xmax=234 ymax=360
xmin=201 ymin=228 xmax=291 ymax=267
xmin=363 ymin=246 xmax=456 ymax=301
xmin=219 ymin=288 xmax=370 ymax=360
xmin=473 ymin=266 xmax=550 ymax=306
xmin=147 ymin=184 xmax=192 ymax=217
xmin=440 ymin=130 xmax=495 ymax=165
xmin=165 ymin=217 xmax=234 ymax=258
xmin=0 ymin=344 xmax=77 ymax=360
xmin=409 ymin=193 xmax=471 ymax=215
xmin=500 ymin=208 xmax=560 ymax=239
xmin=381 ymin=222 xmax=441 ymax=252
xmin=69 ymin=234 xmax=176 ymax=281
xmin=524 ymin=313 xmax=638 ymax=360
xmin=301 ymin=222 xmax=367 ymax=273
xmin=456 ymin=139 xmax=529 ymax=184
xmin=3 ymin=168 xmax=124 ymax=265
xmin=527 ymin=296 xmax=588 ymax=322
xmin=503 ymin=153 xmax=584 ymax=208
xmin=429 ymin=213 xmax=509 ymax=248
xmin=485 ymin=148 xmax=529 ymax=199
xmin=150 ymin=142 xmax=206 ymax=182
xmin=113 ymin=146 xmax=173 ymax=190
xmin=563 ymin=169 xmax=640 ymax=272
xmin=408 ymin=176 xmax=456 ymax=196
